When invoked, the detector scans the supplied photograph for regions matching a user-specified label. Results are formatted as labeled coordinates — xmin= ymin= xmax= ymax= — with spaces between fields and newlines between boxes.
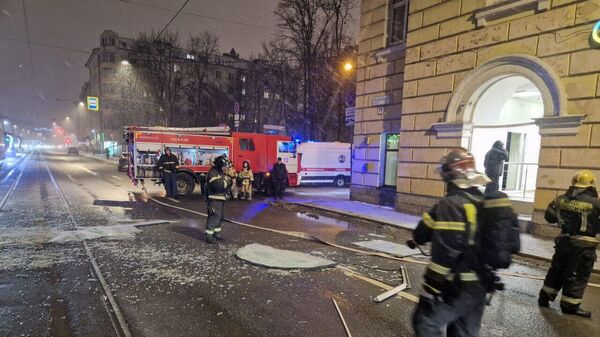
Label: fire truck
xmin=124 ymin=126 xmax=296 ymax=196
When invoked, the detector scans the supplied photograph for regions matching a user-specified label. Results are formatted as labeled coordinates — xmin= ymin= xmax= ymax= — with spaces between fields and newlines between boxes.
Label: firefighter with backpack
xmin=538 ymin=170 xmax=600 ymax=318
xmin=411 ymin=148 xmax=520 ymax=337
xmin=204 ymin=155 xmax=231 ymax=244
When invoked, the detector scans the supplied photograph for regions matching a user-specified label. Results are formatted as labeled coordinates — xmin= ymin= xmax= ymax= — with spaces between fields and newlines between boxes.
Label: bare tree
xmin=185 ymin=31 xmax=220 ymax=126
xmin=133 ymin=31 xmax=183 ymax=126
xmin=275 ymin=0 xmax=336 ymax=139
xmin=275 ymin=0 xmax=355 ymax=140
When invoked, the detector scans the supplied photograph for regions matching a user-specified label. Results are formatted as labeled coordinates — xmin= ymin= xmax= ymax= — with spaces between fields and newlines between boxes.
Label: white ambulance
xmin=287 ymin=142 xmax=351 ymax=187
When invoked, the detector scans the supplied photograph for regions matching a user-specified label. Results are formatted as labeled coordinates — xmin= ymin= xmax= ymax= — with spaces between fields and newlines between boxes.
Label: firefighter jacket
xmin=484 ymin=145 xmax=509 ymax=178
xmin=545 ymin=186 xmax=600 ymax=248
xmin=226 ymin=167 xmax=238 ymax=180
xmin=239 ymin=169 xmax=254 ymax=185
xmin=156 ymin=153 xmax=179 ymax=173
xmin=206 ymin=167 xmax=230 ymax=201
xmin=413 ymin=184 xmax=483 ymax=296
xmin=272 ymin=163 xmax=288 ymax=181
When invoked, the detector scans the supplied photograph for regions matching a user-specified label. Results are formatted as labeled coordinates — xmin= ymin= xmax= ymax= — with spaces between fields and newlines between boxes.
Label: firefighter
xmin=239 ymin=160 xmax=254 ymax=200
xmin=204 ymin=155 xmax=231 ymax=244
xmin=271 ymin=157 xmax=288 ymax=199
xmin=538 ymin=170 xmax=600 ymax=318
xmin=412 ymin=148 xmax=492 ymax=337
xmin=156 ymin=147 xmax=179 ymax=198
xmin=226 ymin=162 xmax=238 ymax=199
xmin=484 ymin=140 xmax=509 ymax=194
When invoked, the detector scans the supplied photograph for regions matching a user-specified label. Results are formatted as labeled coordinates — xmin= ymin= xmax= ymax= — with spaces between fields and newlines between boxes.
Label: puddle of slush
xmin=296 ymin=212 xmax=356 ymax=230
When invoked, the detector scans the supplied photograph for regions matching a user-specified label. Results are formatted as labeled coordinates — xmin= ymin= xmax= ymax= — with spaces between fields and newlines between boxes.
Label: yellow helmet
xmin=572 ymin=170 xmax=596 ymax=188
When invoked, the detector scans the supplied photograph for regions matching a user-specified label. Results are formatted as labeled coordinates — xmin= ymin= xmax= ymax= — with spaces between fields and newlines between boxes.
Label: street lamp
xmin=121 ymin=60 xmax=130 ymax=65
xmin=343 ymin=61 xmax=354 ymax=73
xmin=79 ymin=101 xmax=85 ymax=107
xmin=65 ymin=116 xmax=70 ymax=121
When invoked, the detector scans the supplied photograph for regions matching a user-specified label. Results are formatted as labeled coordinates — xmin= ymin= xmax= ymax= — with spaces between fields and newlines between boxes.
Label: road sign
xmin=234 ymin=102 xmax=240 ymax=114
xmin=345 ymin=107 xmax=356 ymax=126
xmin=87 ymin=96 xmax=99 ymax=111
xmin=234 ymin=121 xmax=240 ymax=127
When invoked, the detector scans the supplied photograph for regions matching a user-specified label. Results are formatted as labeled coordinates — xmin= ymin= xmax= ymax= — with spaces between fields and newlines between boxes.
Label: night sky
xmin=1 ymin=0 xmax=359 ymax=130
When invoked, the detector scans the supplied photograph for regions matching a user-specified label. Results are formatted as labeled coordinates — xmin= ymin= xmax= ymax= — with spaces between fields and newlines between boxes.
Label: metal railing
xmin=501 ymin=162 xmax=538 ymax=200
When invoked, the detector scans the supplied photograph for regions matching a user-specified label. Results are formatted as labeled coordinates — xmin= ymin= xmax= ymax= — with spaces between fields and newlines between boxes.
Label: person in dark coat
xmin=156 ymin=147 xmax=179 ymax=198
xmin=484 ymin=141 xmax=509 ymax=194
xmin=271 ymin=157 xmax=288 ymax=199
xmin=538 ymin=170 xmax=600 ymax=318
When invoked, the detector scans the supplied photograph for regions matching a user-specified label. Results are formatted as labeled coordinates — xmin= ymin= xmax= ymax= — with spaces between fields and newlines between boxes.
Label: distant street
xmin=1 ymin=152 xmax=600 ymax=337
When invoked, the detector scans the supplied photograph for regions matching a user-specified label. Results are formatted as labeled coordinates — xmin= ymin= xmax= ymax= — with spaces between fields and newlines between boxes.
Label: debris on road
xmin=48 ymin=225 xmax=142 ymax=244
xmin=374 ymin=266 xmax=410 ymax=303
xmin=332 ymin=298 xmax=352 ymax=337
xmin=353 ymin=239 xmax=418 ymax=257
xmin=236 ymin=243 xmax=337 ymax=270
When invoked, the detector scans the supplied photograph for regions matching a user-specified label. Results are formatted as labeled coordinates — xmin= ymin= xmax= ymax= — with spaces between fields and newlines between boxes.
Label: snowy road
xmin=1 ymin=152 xmax=600 ymax=336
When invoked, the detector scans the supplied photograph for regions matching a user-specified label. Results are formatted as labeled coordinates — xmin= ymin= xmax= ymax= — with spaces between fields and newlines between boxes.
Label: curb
xmin=290 ymin=201 xmax=600 ymax=273
xmin=286 ymin=201 xmax=416 ymax=230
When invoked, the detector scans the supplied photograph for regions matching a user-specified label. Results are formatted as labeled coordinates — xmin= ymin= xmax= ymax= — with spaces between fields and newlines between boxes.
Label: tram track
xmin=38 ymin=151 xmax=134 ymax=337
xmin=0 ymin=152 xmax=31 ymax=211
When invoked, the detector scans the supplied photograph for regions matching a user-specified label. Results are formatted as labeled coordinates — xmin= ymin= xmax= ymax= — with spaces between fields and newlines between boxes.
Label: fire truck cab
xmin=124 ymin=126 xmax=295 ymax=197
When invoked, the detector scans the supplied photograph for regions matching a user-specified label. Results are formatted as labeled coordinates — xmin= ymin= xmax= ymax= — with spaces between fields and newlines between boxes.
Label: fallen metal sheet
xmin=48 ymin=225 xmax=142 ymax=244
xmin=353 ymin=240 xmax=416 ymax=257
xmin=236 ymin=243 xmax=337 ymax=270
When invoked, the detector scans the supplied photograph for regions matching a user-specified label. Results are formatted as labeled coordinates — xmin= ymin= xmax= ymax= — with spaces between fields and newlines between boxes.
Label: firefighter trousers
xmin=205 ymin=199 xmax=225 ymax=236
xmin=412 ymin=283 xmax=486 ymax=337
xmin=163 ymin=172 xmax=177 ymax=197
xmin=540 ymin=236 xmax=597 ymax=310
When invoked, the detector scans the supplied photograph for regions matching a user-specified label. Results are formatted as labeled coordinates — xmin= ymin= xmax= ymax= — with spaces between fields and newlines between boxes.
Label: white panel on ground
xmin=353 ymin=240 xmax=416 ymax=257
xmin=236 ymin=243 xmax=337 ymax=270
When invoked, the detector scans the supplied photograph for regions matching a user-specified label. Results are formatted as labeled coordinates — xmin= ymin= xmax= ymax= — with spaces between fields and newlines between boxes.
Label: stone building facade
xmin=352 ymin=0 xmax=600 ymax=234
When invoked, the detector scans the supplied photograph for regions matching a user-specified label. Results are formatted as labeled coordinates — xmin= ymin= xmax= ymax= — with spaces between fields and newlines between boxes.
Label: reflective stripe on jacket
xmin=414 ymin=185 xmax=483 ymax=294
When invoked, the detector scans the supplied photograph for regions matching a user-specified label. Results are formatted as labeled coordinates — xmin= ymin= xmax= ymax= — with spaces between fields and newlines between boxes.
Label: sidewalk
xmin=80 ymin=151 xmax=119 ymax=166
xmin=290 ymin=198 xmax=600 ymax=272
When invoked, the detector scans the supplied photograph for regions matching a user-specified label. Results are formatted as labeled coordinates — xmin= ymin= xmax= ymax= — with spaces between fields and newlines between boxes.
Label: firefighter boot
xmin=240 ymin=192 xmax=246 ymax=200
xmin=214 ymin=228 xmax=224 ymax=241
xmin=538 ymin=290 xmax=551 ymax=308
xmin=205 ymin=233 xmax=216 ymax=244
xmin=562 ymin=306 xmax=592 ymax=318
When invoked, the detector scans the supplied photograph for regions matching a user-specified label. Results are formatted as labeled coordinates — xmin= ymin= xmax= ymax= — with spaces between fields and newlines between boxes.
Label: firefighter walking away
xmin=538 ymin=170 xmax=600 ymax=318
xmin=412 ymin=148 xmax=506 ymax=337
xmin=204 ymin=155 xmax=231 ymax=244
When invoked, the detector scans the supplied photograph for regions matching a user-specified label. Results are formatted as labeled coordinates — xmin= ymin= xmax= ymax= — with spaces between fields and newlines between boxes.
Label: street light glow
xmin=79 ymin=101 xmax=85 ymax=107
xmin=343 ymin=62 xmax=354 ymax=72
xmin=65 ymin=116 xmax=70 ymax=120
xmin=3 ymin=120 xmax=8 ymax=125
xmin=121 ymin=60 xmax=130 ymax=65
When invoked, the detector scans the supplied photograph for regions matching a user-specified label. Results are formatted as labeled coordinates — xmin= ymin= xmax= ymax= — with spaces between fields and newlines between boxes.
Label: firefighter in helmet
xmin=412 ymin=148 xmax=491 ymax=337
xmin=239 ymin=160 xmax=254 ymax=200
xmin=538 ymin=170 xmax=600 ymax=318
xmin=204 ymin=155 xmax=231 ymax=244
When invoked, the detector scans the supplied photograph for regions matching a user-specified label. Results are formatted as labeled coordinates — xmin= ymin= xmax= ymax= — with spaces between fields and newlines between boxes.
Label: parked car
xmin=67 ymin=147 xmax=79 ymax=155
xmin=118 ymin=152 xmax=130 ymax=172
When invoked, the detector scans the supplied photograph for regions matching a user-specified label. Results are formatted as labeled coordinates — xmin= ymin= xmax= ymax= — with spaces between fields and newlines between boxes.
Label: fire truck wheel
xmin=176 ymin=172 xmax=195 ymax=197
xmin=334 ymin=175 xmax=347 ymax=188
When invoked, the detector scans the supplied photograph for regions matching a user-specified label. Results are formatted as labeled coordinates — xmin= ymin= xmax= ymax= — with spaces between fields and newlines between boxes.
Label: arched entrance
xmin=468 ymin=75 xmax=543 ymax=201
xmin=442 ymin=55 xmax=567 ymax=210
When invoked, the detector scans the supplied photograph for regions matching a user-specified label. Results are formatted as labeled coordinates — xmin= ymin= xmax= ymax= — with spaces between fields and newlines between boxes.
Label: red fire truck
xmin=124 ymin=126 xmax=296 ymax=196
